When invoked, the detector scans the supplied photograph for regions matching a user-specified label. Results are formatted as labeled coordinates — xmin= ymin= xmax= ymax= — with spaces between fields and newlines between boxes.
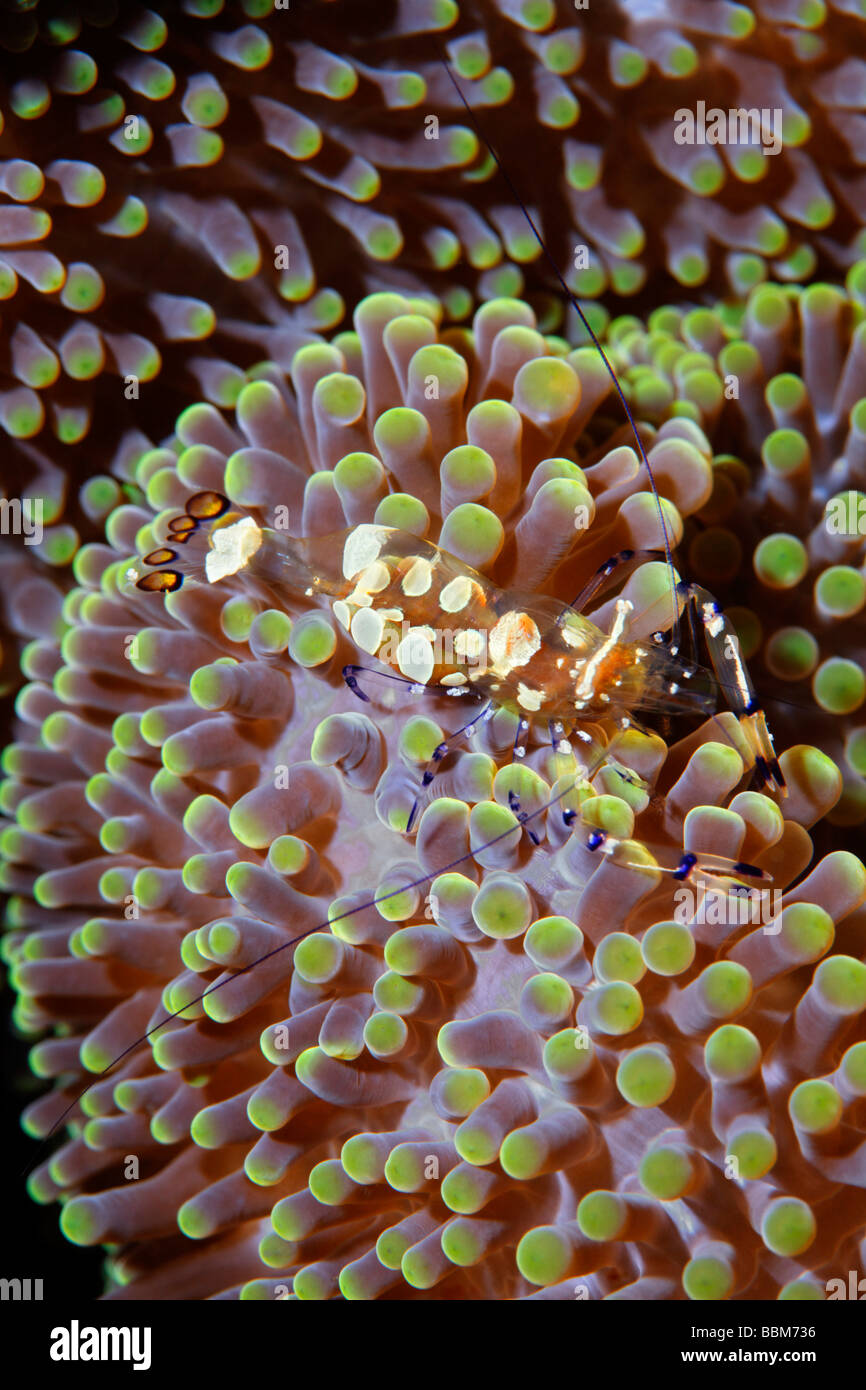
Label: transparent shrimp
xmin=135 ymin=493 xmax=786 ymax=815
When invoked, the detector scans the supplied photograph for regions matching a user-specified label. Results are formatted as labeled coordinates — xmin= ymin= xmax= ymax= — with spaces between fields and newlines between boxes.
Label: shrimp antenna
xmin=436 ymin=46 xmax=681 ymax=647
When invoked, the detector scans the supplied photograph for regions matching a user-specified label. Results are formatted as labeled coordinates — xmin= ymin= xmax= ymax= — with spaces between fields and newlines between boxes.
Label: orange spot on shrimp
xmin=143 ymin=546 xmax=177 ymax=566
xmin=187 ymin=490 xmax=231 ymax=520
xmin=137 ymin=569 xmax=183 ymax=592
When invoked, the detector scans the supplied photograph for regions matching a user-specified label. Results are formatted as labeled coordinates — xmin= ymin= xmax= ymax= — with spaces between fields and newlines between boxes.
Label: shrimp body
xmin=136 ymin=500 xmax=780 ymax=788
xmin=141 ymin=505 xmax=715 ymax=729
xmin=320 ymin=523 xmax=717 ymax=727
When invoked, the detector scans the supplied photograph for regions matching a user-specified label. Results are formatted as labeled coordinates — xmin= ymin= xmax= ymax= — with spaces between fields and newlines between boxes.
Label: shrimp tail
xmin=133 ymin=489 xmax=350 ymax=599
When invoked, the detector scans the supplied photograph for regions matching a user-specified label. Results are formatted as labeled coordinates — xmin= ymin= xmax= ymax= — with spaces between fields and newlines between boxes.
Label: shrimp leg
xmin=677 ymin=583 xmax=786 ymax=795
xmin=342 ymin=663 xmax=477 ymax=705
xmin=580 ymin=829 xmax=770 ymax=884
xmin=558 ymin=720 xmax=768 ymax=886
xmin=342 ymin=665 xmax=500 ymax=833
xmin=570 ymin=547 xmax=673 ymax=613
xmin=342 ymin=664 xmax=496 ymax=832
xmin=407 ymin=702 xmax=496 ymax=833
xmin=505 ymin=714 xmax=542 ymax=838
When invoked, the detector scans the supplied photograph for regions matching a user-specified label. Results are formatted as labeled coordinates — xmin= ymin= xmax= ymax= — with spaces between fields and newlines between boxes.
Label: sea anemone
xmin=3 ymin=289 xmax=865 ymax=1299
xmin=2 ymin=0 xmax=866 ymax=472
xmin=0 ymin=0 xmax=480 ymax=470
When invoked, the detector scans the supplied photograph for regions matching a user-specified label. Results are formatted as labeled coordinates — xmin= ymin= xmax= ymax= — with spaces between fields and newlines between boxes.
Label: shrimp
xmin=135 ymin=490 xmax=785 ymax=848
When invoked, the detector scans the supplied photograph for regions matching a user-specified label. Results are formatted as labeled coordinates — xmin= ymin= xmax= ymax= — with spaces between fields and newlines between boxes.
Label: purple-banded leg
xmin=344 ymin=664 xmax=403 ymax=704
xmin=559 ymin=720 xmax=650 ymax=817
xmin=560 ymin=725 xmax=768 ymax=881
xmin=546 ymin=718 xmax=580 ymax=823
xmin=506 ymin=715 xmax=539 ymax=841
xmin=560 ymin=725 xmax=629 ymax=833
xmin=670 ymin=581 xmax=701 ymax=677
xmin=343 ymin=664 xmax=477 ymax=705
xmin=508 ymin=789 xmax=541 ymax=846
xmin=406 ymin=701 xmax=496 ymax=834
xmin=513 ymin=715 xmax=531 ymax=761
xmin=675 ymin=583 xmax=786 ymax=795
xmin=570 ymin=548 xmax=670 ymax=614
xmin=580 ymin=831 xmax=770 ymax=884
xmin=548 ymin=718 xmax=573 ymax=777
xmin=341 ymin=665 xmax=495 ymax=832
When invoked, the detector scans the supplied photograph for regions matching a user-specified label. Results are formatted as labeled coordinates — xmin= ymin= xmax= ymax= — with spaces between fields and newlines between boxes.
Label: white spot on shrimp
xmin=358 ymin=560 xmax=391 ymax=594
xmin=205 ymin=517 xmax=263 ymax=583
xmin=343 ymin=524 xmax=387 ymax=580
xmin=396 ymin=627 xmax=436 ymax=684
xmin=332 ymin=599 xmax=351 ymax=631
xmin=440 ymin=671 xmax=468 ymax=686
xmin=517 ymin=682 xmax=544 ymax=712
xmin=561 ymin=617 xmax=589 ymax=651
xmin=454 ymin=628 xmax=485 ymax=660
xmin=703 ymin=601 xmax=724 ymax=639
xmin=440 ymin=575 xmax=473 ymax=613
xmin=347 ymin=559 xmax=391 ymax=607
xmin=402 ymin=557 xmax=433 ymax=596
xmin=351 ymin=607 xmax=385 ymax=655
xmin=489 ymin=611 xmax=541 ymax=672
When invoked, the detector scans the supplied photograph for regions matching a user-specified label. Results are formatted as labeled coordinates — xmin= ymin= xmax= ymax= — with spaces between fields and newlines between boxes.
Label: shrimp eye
xmin=186 ymin=490 xmax=230 ymax=520
xmin=136 ymin=570 xmax=183 ymax=592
